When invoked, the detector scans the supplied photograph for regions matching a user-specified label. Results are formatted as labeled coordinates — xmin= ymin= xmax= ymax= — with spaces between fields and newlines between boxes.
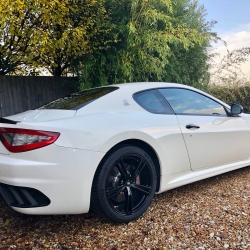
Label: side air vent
xmin=0 ymin=183 xmax=50 ymax=208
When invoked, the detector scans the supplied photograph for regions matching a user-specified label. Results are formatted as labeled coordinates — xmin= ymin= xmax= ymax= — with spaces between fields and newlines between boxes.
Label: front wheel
xmin=90 ymin=146 xmax=157 ymax=223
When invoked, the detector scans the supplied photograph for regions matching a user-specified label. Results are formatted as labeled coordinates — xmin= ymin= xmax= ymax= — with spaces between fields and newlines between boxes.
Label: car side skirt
xmin=157 ymin=159 xmax=250 ymax=193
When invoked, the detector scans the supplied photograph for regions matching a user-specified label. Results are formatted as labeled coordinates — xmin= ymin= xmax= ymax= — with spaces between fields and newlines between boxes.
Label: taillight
xmin=0 ymin=128 xmax=60 ymax=153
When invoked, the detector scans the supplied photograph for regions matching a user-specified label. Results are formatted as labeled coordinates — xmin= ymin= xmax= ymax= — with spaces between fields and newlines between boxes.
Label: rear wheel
xmin=90 ymin=146 xmax=157 ymax=223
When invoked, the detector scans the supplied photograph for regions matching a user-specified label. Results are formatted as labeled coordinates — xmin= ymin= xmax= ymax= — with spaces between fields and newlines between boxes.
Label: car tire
xmin=90 ymin=145 xmax=157 ymax=223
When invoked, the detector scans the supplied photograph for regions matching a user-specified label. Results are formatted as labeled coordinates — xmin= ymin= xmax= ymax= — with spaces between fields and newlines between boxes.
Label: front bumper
xmin=0 ymin=144 xmax=105 ymax=215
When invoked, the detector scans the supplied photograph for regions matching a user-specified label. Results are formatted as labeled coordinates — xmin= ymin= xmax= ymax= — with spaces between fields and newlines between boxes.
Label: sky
xmin=199 ymin=0 xmax=250 ymax=74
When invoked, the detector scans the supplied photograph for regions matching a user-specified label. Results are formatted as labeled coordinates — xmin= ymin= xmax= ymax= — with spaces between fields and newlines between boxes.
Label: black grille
xmin=0 ymin=183 xmax=50 ymax=208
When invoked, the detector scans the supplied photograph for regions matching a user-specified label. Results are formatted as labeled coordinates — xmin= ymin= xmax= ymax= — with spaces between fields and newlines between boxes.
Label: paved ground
xmin=0 ymin=166 xmax=249 ymax=249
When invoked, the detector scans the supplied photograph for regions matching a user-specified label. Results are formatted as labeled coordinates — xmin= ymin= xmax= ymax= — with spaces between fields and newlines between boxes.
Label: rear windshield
xmin=38 ymin=86 xmax=119 ymax=110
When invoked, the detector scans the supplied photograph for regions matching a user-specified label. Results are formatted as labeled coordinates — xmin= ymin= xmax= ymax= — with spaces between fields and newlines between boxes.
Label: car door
xmin=133 ymin=89 xmax=191 ymax=174
xmin=159 ymin=88 xmax=250 ymax=170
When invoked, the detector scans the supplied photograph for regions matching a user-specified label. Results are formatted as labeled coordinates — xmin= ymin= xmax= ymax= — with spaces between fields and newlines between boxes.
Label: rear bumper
xmin=0 ymin=144 xmax=105 ymax=215
xmin=0 ymin=183 xmax=50 ymax=208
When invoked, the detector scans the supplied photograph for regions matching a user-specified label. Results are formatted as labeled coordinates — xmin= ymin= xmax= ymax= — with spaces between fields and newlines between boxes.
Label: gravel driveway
xmin=0 ymin=167 xmax=249 ymax=249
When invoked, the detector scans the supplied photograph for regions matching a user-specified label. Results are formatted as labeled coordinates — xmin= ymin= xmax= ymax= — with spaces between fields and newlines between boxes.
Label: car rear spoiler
xmin=0 ymin=117 xmax=18 ymax=124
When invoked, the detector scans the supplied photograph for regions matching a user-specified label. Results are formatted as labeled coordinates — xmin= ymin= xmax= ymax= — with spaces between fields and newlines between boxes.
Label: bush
xmin=204 ymin=83 xmax=250 ymax=114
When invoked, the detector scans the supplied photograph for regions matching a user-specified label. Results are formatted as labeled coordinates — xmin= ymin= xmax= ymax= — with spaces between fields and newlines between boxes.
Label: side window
xmin=158 ymin=88 xmax=227 ymax=116
xmin=134 ymin=90 xmax=173 ymax=114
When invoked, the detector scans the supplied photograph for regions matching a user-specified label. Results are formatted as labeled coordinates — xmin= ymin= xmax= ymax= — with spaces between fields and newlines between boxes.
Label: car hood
xmin=4 ymin=110 xmax=76 ymax=123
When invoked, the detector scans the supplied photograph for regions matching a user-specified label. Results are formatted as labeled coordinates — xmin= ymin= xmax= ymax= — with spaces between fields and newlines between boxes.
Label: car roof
xmin=111 ymin=82 xmax=185 ymax=90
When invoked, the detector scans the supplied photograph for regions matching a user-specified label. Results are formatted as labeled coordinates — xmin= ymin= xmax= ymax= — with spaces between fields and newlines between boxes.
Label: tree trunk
xmin=52 ymin=66 xmax=63 ymax=76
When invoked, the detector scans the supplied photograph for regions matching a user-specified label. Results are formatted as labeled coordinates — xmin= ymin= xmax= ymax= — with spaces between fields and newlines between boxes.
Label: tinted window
xmin=159 ymin=88 xmax=227 ymax=115
xmin=134 ymin=90 xmax=173 ymax=114
xmin=38 ymin=87 xmax=118 ymax=110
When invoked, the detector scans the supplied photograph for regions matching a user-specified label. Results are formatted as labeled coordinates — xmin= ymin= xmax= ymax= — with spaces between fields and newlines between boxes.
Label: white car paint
xmin=0 ymin=82 xmax=250 ymax=217
xmin=8 ymin=109 xmax=76 ymax=122
xmin=176 ymin=115 xmax=250 ymax=170
xmin=0 ymin=143 xmax=104 ymax=214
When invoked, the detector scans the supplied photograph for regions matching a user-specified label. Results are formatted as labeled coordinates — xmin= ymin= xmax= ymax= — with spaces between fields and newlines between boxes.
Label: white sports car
xmin=0 ymin=82 xmax=248 ymax=223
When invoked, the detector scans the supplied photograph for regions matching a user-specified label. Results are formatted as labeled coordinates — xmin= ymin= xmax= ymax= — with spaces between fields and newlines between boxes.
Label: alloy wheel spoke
xmin=131 ymin=184 xmax=151 ymax=195
xmin=132 ymin=159 xmax=146 ymax=180
xmin=106 ymin=186 xmax=125 ymax=198
xmin=117 ymin=158 xmax=129 ymax=179
xmin=125 ymin=186 xmax=133 ymax=215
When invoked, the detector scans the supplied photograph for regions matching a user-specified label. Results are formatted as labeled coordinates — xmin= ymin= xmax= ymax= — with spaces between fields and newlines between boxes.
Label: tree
xmin=209 ymin=46 xmax=250 ymax=85
xmin=78 ymin=0 xmax=212 ymax=89
xmin=163 ymin=0 xmax=218 ymax=87
xmin=0 ymin=0 xmax=108 ymax=76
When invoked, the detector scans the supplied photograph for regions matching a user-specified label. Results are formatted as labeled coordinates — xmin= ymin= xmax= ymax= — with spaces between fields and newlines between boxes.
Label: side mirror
xmin=231 ymin=104 xmax=243 ymax=116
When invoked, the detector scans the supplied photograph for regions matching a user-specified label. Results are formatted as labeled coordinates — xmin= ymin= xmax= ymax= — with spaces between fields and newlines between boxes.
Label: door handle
xmin=186 ymin=124 xmax=200 ymax=129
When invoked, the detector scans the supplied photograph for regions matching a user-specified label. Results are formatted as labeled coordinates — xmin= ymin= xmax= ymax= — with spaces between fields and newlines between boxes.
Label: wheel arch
xmin=94 ymin=139 xmax=161 ymax=192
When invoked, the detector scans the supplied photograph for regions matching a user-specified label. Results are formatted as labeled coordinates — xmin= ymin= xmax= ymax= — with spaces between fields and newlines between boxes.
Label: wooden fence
xmin=0 ymin=76 xmax=78 ymax=117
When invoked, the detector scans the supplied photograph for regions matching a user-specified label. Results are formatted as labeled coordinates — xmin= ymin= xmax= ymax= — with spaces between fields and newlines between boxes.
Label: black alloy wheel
xmin=91 ymin=146 xmax=157 ymax=223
